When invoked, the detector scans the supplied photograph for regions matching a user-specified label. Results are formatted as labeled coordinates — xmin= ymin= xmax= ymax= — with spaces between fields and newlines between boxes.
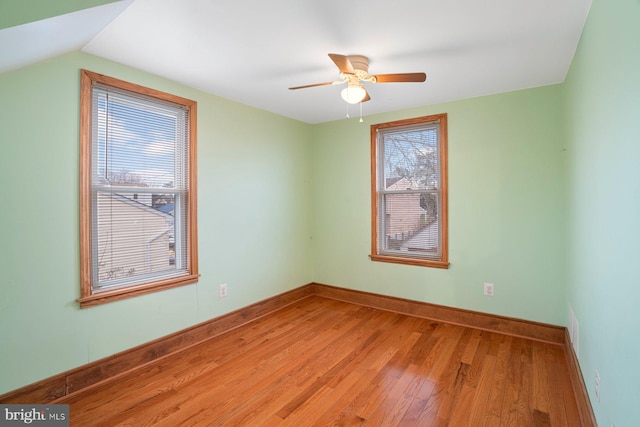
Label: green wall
xmin=0 ymin=52 xmax=313 ymax=394
xmin=311 ymin=86 xmax=568 ymax=325
xmin=563 ymin=0 xmax=640 ymax=425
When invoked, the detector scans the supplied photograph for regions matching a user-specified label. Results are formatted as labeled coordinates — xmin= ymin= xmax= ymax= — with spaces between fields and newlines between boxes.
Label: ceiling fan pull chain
xmin=359 ymin=101 xmax=363 ymax=123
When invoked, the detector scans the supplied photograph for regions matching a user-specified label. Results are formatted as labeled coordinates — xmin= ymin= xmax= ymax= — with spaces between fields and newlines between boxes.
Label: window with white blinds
xmin=370 ymin=114 xmax=449 ymax=268
xmin=79 ymin=70 xmax=198 ymax=307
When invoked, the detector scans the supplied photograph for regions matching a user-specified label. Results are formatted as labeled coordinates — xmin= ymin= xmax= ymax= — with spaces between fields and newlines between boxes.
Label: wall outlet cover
xmin=219 ymin=283 xmax=228 ymax=298
xmin=483 ymin=282 xmax=495 ymax=296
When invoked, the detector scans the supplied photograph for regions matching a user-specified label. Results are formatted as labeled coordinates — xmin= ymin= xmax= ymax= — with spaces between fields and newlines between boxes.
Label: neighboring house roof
xmin=155 ymin=203 xmax=174 ymax=215
xmin=386 ymin=177 xmax=414 ymax=190
xmin=386 ymin=177 xmax=403 ymax=188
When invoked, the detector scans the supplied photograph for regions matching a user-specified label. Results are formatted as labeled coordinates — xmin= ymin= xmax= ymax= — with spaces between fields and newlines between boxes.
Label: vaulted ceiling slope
xmin=0 ymin=0 xmax=591 ymax=124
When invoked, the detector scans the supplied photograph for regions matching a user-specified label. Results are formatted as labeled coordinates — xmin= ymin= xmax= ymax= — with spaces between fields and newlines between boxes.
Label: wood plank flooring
xmin=59 ymin=296 xmax=581 ymax=426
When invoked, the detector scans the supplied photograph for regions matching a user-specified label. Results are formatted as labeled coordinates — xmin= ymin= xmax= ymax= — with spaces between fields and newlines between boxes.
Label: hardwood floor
xmin=58 ymin=296 xmax=581 ymax=426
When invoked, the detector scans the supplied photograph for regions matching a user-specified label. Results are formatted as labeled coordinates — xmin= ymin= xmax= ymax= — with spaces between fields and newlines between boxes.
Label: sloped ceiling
xmin=0 ymin=0 xmax=591 ymax=124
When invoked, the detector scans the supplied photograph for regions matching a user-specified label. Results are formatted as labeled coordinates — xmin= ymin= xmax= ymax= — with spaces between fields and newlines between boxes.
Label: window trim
xmin=78 ymin=69 xmax=199 ymax=308
xmin=370 ymin=113 xmax=449 ymax=269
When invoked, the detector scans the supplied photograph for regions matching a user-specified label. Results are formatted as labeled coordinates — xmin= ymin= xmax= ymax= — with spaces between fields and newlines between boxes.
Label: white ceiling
xmin=1 ymin=0 xmax=591 ymax=124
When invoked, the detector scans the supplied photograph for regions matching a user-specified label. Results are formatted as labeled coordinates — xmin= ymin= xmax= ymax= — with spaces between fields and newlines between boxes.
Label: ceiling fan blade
xmin=328 ymin=53 xmax=355 ymax=75
xmin=288 ymin=81 xmax=336 ymax=90
xmin=362 ymin=90 xmax=371 ymax=103
xmin=371 ymin=73 xmax=427 ymax=83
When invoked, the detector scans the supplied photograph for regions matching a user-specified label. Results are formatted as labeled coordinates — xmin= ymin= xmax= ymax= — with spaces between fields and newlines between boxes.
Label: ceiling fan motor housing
xmin=348 ymin=55 xmax=370 ymax=79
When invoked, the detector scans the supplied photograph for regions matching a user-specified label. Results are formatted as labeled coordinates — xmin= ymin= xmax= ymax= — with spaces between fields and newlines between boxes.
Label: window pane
xmin=382 ymin=125 xmax=440 ymax=191
xmin=94 ymin=90 xmax=184 ymax=189
xmin=95 ymin=191 xmax=181 ymax=288
xmin=380 ymin=192 xmax=440 ymax=256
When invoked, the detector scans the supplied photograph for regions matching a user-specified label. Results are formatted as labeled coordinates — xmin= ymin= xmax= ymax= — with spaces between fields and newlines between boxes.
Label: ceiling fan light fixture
xmin=341 ymin=84 xmax=367 ymax=104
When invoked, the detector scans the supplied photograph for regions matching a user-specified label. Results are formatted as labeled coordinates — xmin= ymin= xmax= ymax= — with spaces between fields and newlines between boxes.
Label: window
xmin=79 ymin=70 xmax=198 ymax=307
xmin=370 ymin=114 xmax=448 ymax=268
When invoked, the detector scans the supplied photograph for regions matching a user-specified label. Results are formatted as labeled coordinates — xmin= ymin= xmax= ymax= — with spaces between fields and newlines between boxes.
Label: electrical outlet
xmin=594 ymin=370 xmax=601 ymax=402
xmin=483 ymin=282 xmax=494 ymax=296
xmin=219 ymin=283 xmax=228 ymax=298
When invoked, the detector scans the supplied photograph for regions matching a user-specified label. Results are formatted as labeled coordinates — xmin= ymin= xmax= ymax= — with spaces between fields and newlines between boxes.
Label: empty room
xmin=0 ymin=0 xmax=638 ymax=426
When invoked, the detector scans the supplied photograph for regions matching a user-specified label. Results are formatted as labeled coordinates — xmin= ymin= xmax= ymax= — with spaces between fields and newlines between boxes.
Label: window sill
xmin=77 ymin=274 xmax=200 ymax=308
xmin=369 ymin=254 xmax=450 ymax=269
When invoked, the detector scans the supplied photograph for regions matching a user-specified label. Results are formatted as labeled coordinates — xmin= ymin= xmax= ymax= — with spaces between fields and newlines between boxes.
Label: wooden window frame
xmin=370 ymin=113 xmax=449 ymax=269
xmin=78 ymin=70 xmax=199 ymax=308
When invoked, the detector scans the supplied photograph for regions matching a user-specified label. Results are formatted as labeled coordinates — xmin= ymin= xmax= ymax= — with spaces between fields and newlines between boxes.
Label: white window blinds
xmin=90 ymin=85 xmax=191 ymax=290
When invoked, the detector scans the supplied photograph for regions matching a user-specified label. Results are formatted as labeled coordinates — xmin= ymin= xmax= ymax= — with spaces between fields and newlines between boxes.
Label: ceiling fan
xmin=289 ymin=53 xmax=427 ymax=104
